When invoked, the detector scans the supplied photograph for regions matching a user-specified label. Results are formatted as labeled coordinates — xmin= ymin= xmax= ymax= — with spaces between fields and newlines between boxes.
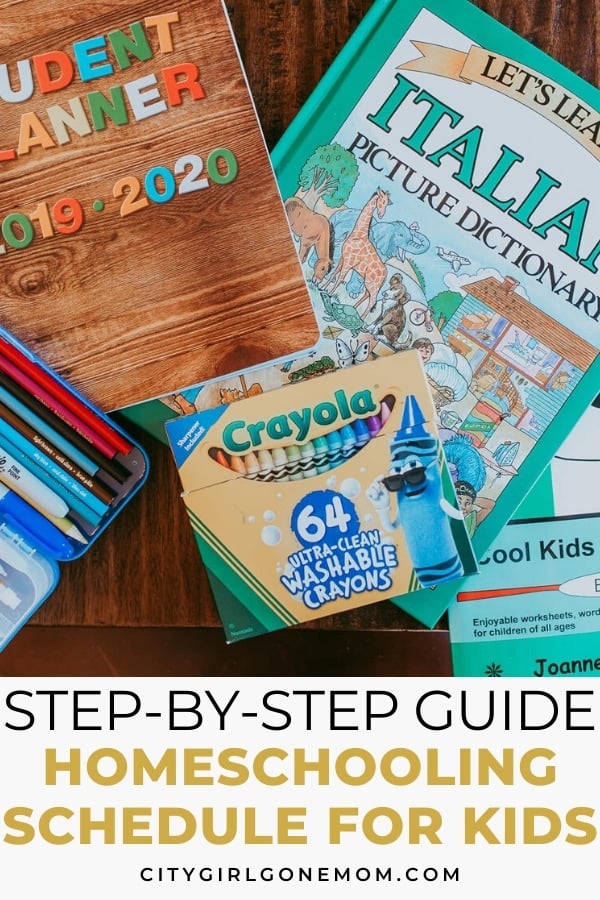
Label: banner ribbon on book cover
xmin=400 ymin=42 xmax=600 ymax=162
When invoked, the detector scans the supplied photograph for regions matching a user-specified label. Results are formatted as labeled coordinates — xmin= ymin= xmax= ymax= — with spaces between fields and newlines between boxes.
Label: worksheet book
xmin=0 ymin=0 xmax=318 ymax=411
xmin=448 ymin=397 xmax=600 ymax=676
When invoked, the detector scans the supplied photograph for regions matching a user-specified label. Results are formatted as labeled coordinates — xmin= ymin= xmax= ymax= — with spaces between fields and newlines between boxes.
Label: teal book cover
xmin=449 ymin=397 xmax=600 ymax=676
xmin=267 ymin=0 xmax=600 ymax=627
xmin=130 ymin=0 xmax=600 ymax=628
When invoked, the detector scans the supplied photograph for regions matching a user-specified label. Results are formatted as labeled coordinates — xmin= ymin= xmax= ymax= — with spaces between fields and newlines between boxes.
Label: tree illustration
xmin=429 ymin=289 xmax=463 ymax=330
xmin=297 ymin=143 xmax=359 ymax=210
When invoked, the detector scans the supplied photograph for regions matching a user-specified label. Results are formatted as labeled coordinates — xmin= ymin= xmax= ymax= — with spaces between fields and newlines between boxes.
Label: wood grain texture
xmin=0 ymin=0 xmax=319 ymax=409
xmin=0 ymin=0 xmax=596 ymax=676
xmin=0 ymin=626 xmax=452 ymax=676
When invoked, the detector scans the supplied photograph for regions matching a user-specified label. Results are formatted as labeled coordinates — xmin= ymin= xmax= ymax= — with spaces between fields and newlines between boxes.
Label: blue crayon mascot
xmin=366 ymin=394 xmax=464 ymax=588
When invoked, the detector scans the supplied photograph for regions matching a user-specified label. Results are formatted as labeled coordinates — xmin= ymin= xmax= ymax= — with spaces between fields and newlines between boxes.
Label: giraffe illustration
xmin=322 ymin=187 xmax=391 ymax=312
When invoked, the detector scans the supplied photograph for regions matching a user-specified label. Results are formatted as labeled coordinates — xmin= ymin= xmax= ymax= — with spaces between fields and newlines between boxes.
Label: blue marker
xmin=0 ymin=483 xmax=75 ymax=559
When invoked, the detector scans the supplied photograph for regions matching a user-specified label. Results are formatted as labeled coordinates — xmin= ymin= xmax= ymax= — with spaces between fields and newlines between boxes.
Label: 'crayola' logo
xmin=222 ymin=388 xmax=378 ymax=452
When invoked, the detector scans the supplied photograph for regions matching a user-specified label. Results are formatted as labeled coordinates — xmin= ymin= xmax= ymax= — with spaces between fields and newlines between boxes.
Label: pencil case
xmin=0 ymin=325 xmax=149 ymax=651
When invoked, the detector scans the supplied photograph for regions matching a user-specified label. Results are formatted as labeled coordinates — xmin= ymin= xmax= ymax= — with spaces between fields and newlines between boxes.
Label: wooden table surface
xmin=0 ymin=0 xmax=595 ymax=676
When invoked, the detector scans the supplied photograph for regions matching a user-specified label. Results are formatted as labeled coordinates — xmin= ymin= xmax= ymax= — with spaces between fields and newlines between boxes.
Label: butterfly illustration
xmin=336 ymin=337 xmax=371 ymax=368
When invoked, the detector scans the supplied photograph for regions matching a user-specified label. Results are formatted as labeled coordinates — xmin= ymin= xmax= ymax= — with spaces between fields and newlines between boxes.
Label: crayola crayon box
xmin=165 ymin=353 xmax=478 ymax=641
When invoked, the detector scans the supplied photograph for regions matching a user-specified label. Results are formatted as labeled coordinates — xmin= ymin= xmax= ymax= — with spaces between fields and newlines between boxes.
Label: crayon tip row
xmin=209 ymin=397 xmax=395 ymax=482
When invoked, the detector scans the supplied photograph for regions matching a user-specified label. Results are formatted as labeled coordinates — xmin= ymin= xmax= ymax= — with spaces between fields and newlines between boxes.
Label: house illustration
xmin=438 ymin=274 xmax=597 ymax=446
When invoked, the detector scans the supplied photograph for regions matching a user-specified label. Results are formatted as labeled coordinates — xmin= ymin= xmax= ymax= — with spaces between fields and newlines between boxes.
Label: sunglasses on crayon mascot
xmin=381 ymin=461 xmax=432 ymax=495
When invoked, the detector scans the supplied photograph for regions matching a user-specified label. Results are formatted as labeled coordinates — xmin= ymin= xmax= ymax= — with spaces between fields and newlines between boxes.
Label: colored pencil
xmin=3 ymin=483 xmax=88 ymax=545
xmin=0 ymin=334 xmax=132 ymax=456
xmin=0 ymin=372 xmax=130 ymax=483
xmin=0 ymin=380 xmax=98 ymax=478
xmin=0 ymin=338 xmax=132 ymax=458
xmin=0 ymin=400 xmax=116 ymax=506
xmin=0 ymin=440 xmax=69 ymax=518
xmin=0 ymin=428 xmax=104 ymax=528
xmin=0 ymin=351 xmax=116 ymax=459
xmin=64 ymin=507 xmax=98 ymax=538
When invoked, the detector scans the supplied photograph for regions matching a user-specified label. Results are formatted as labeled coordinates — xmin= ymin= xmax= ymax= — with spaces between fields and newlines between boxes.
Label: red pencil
xmin=0 ymin=336 xmax=133 ymax=458
xmin=0 ymin=351 xmax=119 ymax=459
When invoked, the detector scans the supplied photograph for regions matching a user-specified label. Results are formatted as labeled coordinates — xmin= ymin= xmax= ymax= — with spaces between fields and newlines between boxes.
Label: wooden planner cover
xmin=0 ymin=0 xmax=319 ymax=410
